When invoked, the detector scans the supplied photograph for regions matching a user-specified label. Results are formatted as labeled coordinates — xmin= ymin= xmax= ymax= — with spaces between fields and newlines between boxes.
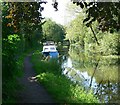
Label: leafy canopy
xmin=42 ymin=19 xmax=65 ymax=42
xmin=71 ymin=1 xmax=120 ymax=32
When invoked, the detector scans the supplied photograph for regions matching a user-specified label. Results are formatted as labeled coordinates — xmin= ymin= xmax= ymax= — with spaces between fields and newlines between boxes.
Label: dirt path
xmin=17 ymin=54 xmax=55 ymax=103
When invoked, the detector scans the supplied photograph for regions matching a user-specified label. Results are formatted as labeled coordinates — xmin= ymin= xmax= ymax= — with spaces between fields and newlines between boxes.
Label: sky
xmin=41 ymin=0 xmax=71 ymax=25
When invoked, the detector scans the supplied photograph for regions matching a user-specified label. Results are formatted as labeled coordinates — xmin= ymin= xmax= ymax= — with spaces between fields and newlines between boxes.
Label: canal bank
xmin=30 ymin=43 xmax=119 ymax=104
xmin=31 ymin=50 xmax=99 ymax=103
xmin=60 ymin=45 xmax=119 ymax=104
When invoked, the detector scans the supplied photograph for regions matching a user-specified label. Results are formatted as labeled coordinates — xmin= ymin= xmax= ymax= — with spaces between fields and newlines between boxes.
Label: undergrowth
xmin=31 ymin=50 xmax=99 ymax=104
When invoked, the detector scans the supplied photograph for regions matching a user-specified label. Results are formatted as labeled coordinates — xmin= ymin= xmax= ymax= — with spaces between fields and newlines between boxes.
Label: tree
xmin=4 ymin=2 xmax=44 ymax=32
xmin=2 ymin=2 xmax=46 ymax=102
xmin=42 ymin=19 xmax=65 ymax=43
xmin=2 ymin=3 xmax=14 ymax=38
xmin=71 ymin=1 xmax=120 ymax=32
xmin=66 ymin=14 xmax=89 ymax=51
xmin=1 ymin=1 xmax=60 ymax=103
xmin=66 ymin=12 xmax=119 ymax=56
xmin=2 ymin=2 xmax=47 ymax=48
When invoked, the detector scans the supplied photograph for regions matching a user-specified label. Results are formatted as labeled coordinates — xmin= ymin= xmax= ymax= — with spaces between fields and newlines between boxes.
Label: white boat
xmin=42 ymin=41 xmax=59 ymax=58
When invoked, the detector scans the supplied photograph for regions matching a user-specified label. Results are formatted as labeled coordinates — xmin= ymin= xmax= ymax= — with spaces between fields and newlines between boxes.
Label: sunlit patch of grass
xmin=35 ymin=72 xmax=98 ymax=103
xmin=31 ymin=52 xmax=99 ymax=103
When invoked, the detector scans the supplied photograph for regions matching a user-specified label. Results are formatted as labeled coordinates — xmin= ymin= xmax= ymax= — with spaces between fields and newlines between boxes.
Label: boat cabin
xmin=42 ymin=41 xmax=59 ymax=58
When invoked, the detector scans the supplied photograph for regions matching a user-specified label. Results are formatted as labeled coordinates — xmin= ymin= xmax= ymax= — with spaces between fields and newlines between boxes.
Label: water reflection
xmin=60 ymin=46 xmax=119 ymax=103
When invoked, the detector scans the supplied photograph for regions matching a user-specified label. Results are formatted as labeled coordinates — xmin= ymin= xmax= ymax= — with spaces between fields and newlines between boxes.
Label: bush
xmin=2 ymin=34 xmax=23 ymax=103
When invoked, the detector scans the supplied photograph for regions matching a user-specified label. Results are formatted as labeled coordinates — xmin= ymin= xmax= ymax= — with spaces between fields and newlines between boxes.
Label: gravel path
xmin=17 ymin=54 xmax=55 ymax=103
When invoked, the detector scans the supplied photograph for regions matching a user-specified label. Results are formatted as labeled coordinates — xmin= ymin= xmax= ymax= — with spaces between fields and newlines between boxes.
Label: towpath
xmin=17 ymin=54 xmax=55 ymax=103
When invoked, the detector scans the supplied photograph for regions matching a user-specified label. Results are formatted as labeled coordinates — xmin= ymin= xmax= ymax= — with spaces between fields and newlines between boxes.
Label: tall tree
xmin=4 ymin=2 xmax=44 ymax=32
xmin=66 ymin=14 xmax=89 ymax=51
xmin=42 ymin=19 xmax=65 ymax=43
xmin=2 ymin=2 xmax=47 ymax=47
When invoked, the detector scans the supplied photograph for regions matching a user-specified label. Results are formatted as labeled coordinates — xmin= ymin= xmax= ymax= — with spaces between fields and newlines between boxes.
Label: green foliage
xmin=66 ymin=14 xmax=87 ymax=51
xmin=2 ymin=1 xmax=45 ymax=103
xmin=4 ymin=2 xmax=44 ymax=32
xmin=2 ymin=3 xmax=14 ymax=38
xmin=72 ymin=2 xmax=120 ymax=32
xmin=98 ymin=32 xmax=119 ymax=55
xmin=42 ymin=19 xmax=65 ymax=43
xmin=2 ymin=2 xmax=44 ymax=103
xmin=2 ymin=2 xmax=43 ymax=48
xmin=32 ymin=51 xmax=61 ymax=75
xmin=3 ymin=34 xmax=21 ymax=79
xmin=36 ymin=72 xmax=98 ymax=103
xmin=2 ymin=34 xmax=23 ymax=103
xmin=2 ymin=79 xmax=22 ymax=103
xmin=66 ymin=13 xmax=119 ymax=56
xmin=85 ymin=31 xmax=119 ymax=56
xmin=31 ymin=52 xmax=99 ymax=103
xmin=2 ymin=41 xmax=40 ymax=103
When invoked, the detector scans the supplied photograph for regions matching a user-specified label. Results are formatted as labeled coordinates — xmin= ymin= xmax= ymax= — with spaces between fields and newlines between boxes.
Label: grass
xmin=31 ymin=50 xmax=99 ymax=104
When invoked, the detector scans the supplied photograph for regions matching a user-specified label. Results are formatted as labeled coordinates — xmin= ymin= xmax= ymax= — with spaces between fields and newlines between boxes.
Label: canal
xmin=59 ymin=45 xmax=119 ymax=103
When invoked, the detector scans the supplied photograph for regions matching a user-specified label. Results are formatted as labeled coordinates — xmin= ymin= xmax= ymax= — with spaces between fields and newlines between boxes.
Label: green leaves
xmin=3 ymin=2 xmax=44 ymax=33
xmin=2 ymin=34 xmax=22 ymax=85
xmin=7 ymin=34 xmax=20 ymax=43
xmin=72 ymin=2 xmax=120 ymax=32
xmin=2 ymin=2 xmax=44 ymax=48
xmin=42 ymin=19 xmax=65 ymax=43
xmin=66 ymin=14 xmax=87 ymax=50
xmin=66 ymin=11 xmax=119 ymax=56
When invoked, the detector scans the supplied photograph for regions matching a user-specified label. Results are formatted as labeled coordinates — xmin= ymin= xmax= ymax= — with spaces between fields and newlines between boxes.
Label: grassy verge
xmin=31 ymin=50 xmax=99 ymax=104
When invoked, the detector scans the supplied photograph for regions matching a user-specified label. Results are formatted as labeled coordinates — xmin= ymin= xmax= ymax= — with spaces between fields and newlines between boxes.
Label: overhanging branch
xmin=90 ymin=25 xmax=100 ymax=45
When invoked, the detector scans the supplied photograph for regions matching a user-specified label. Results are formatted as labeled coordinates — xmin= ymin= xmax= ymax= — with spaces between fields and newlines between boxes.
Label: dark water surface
xmin=59 ymin=46 xmax=119 ymax=103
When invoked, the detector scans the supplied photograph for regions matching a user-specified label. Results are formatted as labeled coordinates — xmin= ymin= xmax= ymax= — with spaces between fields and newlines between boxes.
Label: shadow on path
xmin=17 ymin=54 xmax=55 ymax=103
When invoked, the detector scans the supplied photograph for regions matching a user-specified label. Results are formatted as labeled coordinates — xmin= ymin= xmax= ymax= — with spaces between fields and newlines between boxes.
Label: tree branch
xmin=90 ymin=25 xmax=100 ymax=45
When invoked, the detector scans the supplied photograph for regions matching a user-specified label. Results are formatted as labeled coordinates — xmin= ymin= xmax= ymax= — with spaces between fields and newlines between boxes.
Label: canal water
xmin=59 ymin=45 xmax=119 ymax=103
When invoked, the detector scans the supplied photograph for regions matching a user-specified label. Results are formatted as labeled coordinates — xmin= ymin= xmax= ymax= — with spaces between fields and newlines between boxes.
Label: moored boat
xmin=42 ymin=41 xmax=59 ymax=58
